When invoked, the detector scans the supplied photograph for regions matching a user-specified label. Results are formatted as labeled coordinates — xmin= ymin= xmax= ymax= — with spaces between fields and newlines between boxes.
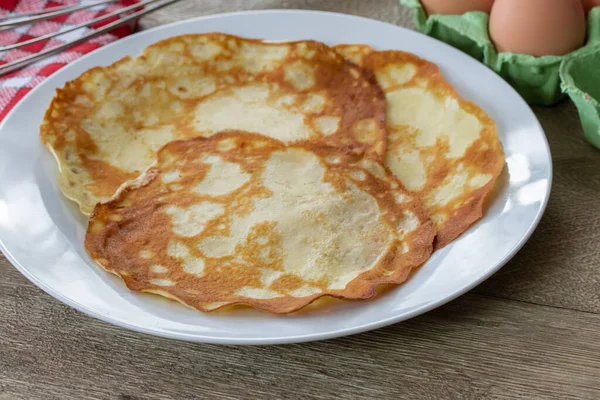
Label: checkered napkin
xmin=0 ymin=0 xmax=140 ymax=120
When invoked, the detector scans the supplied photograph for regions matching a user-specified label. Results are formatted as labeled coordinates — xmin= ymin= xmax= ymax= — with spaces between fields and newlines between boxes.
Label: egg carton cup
xmin=561 ymin=47 xmax=600 ymax=149
xmin=400 ymin=0 xmax=600 ymax=148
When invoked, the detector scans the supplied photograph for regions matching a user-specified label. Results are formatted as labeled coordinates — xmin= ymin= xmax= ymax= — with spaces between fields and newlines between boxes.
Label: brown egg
xmin=421 ymin=0 xmax=494 ymax=15
xmin=581 ymin=0 xmax=600 ymax=13
xmin=489 ymin=0 xmax=586 ymax=57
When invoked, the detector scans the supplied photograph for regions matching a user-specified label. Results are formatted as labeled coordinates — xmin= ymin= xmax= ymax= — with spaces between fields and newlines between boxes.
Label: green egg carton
xmin=400 ymin=0 xmax=600 ymax=105
xmin=561 ymin=47 xmax=600 ymax=149
xmin=400 ymin=0 xmax=600 ymax=148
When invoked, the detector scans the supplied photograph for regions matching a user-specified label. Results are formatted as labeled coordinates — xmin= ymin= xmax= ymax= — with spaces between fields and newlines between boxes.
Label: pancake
xmin=335 ymin=45 xmax=505 ymax=248
xmin=41 ymin=33 xmax=386 ymax=215
xmin=84 ymin=131 xmax=435 ymax=314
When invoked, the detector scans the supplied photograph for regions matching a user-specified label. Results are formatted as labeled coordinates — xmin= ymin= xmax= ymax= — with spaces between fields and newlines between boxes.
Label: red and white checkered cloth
xmin=0 ymin=0 xmax=140 ymax=120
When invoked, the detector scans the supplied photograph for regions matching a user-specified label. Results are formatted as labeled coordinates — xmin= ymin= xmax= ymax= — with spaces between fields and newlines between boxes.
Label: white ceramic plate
xmin=0 ymin=10 xmax=551 ymax=345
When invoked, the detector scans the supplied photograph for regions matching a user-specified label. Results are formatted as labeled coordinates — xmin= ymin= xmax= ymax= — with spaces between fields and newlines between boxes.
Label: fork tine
xmin=0 ymin=0 xmax=121 ymax=22
xmin=0 ymin=0 xmax=163 ymax=52
xmin=0 ymin=0 xmax=122 ymax=28
xmin=0 ymin=0 xmax=182 ymax=77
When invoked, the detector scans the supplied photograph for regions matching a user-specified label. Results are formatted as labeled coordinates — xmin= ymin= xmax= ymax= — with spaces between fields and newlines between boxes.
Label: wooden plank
xmin=1 ymin=269 xmax=599 ymax=400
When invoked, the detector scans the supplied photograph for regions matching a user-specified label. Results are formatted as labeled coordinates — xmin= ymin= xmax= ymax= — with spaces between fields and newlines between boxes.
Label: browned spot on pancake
xmin=81 ymin=155 xmax=138 ymax=197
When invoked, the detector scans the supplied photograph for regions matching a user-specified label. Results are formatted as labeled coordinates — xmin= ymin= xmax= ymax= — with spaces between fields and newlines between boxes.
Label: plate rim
xmin=0 ymin=9 xmax=553 ymax=345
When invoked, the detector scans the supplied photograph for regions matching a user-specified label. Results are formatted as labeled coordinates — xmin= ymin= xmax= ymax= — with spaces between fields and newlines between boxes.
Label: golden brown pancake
xmin=41 ymin=33 xmax=386 ymax=215
xmin=336 ymin=45 xmax=505 ymax=248
xmin=84 ymin=131 xmax=435 ymax=314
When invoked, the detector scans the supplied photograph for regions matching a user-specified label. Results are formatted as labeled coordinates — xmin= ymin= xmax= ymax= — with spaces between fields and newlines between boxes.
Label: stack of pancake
xmin=41 ymin=33 xmax=504 ymax=314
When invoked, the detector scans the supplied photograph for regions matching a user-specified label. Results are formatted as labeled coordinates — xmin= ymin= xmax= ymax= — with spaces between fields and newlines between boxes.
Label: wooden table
xmin=2 ymin=1 xmax=600 ymax=399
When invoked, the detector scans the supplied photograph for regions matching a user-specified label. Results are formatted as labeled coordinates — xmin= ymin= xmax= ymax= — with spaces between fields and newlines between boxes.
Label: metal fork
xmin=0 ymin=0 xmax=183 ymax=76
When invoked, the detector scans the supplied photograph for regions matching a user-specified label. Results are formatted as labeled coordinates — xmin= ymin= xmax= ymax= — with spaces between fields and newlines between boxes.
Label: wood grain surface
xmin=2 ymin=1 xmax=600 ymax=399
